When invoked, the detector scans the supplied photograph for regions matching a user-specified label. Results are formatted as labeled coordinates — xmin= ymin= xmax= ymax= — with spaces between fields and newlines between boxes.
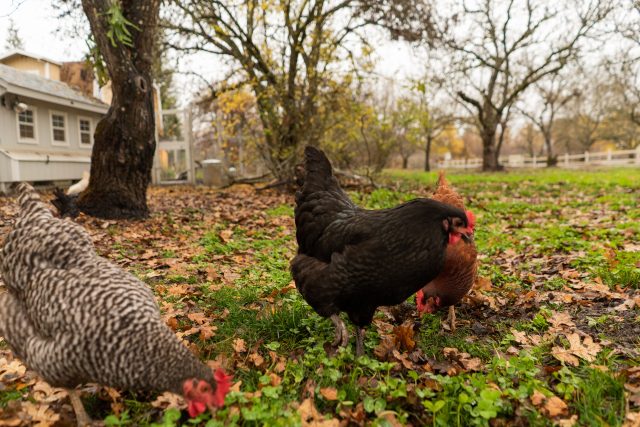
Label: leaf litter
xmin=0 ymin=173 xmax=638 ymax=425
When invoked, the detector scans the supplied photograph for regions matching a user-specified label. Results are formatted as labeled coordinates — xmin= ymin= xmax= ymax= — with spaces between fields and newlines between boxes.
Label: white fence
xmin=437 ymin=147 xmax=640 ymax=169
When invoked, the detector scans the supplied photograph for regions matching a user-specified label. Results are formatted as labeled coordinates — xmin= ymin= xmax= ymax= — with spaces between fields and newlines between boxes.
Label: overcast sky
xmin=0 ymin=0 xmax=420 ymax=106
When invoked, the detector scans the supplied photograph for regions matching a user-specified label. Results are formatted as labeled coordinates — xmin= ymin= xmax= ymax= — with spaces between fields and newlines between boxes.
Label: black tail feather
xmin=51 ymin=188 xmax=80 ymax=218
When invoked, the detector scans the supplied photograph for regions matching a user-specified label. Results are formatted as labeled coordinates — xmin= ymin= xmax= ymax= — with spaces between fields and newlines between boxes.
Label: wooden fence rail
xmin=436 ymin=147 xmax=640 ymax=169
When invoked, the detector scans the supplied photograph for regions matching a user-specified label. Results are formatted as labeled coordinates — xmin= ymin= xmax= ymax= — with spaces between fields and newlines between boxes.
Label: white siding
xmin=0 ymin=97 xmax=103 ymax=152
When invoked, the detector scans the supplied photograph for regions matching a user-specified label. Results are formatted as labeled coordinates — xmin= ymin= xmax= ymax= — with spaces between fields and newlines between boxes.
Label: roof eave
xmin=0 ymin=50 xmax=63 ymax=66
xmin=3 ymin=84 xmax=109 ymax=114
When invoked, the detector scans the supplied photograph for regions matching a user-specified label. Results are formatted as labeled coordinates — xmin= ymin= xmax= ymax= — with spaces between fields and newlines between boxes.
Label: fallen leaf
xmin=219 ymin=229 xmax=233 ymax=242
xmin=21 ymin=402 xmax=60 ymax=427
xmin=151 ymin=392 xmax=186 ymax=410
xmin=530 ymin=389 xmax=546 ymax=406
xmin=249 ymin=352 xmax=264 ymax=368
xmin=298 ymin=398 xmax=339 ymax=427
xmin=544 ymin=396 xmax=568 ymax=417
xmin=0 ymin=359 xmax=26 ymax=383
xmin=31 ymin=381 xmax=67 ymax=403
xmin=319 ymin=387 xmax=338 ymax=401
xmin=233 ymin=338 xmax=247 ymax=353
xmin=556 ymin=415 xmax=578 ymax=427
xmin=392 ymin=320 xmax=415 ymax=351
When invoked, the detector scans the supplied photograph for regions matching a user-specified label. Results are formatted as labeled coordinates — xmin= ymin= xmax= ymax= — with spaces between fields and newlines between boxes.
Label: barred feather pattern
xmin=0 ymin=183 xmax=211 ymax=394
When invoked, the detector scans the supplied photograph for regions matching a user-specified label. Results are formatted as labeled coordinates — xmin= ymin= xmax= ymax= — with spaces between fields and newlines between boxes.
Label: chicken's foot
xmin=447 ymin=306 xmax=456 ymax=332
xmin=355 ymin=327 xmax=366 ymax=357
xmin=330 ymin=314 xmax=349 ymax=348
xmin=67 ymin=389 xmax=93 ymax=427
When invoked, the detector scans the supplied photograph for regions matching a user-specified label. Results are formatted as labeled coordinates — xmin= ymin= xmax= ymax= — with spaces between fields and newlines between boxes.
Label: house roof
xmin=0 ymin=63 xmax=108 ymax=114
xmin=0 ymin=50 xmax=63 ymax=66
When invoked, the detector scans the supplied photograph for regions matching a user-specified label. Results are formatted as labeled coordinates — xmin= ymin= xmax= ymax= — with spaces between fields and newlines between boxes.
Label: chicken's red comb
xmin=465 ymin=210 xmax=476 ymax=230
xmin=213 ymin=368 xmax=232 ymax=407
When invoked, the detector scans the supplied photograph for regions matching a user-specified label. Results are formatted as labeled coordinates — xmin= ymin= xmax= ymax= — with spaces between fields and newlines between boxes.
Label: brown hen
xmin=416 ymin=172 xmax=478 ymax=331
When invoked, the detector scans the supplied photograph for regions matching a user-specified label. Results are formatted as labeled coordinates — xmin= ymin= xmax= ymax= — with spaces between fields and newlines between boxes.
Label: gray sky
xmin=0 ymin=0 xmax=420 ymax=105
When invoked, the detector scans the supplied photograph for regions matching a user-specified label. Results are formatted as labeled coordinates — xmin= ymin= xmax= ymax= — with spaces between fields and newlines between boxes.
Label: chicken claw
xmin=330 ymin=314 xmax=349 ymax=348
xmin=67 ymin=389 xmax=93 ymax=427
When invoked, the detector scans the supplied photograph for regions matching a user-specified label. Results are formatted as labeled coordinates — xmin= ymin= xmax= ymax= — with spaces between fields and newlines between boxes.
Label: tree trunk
xmin=402 ymin=156 xmax=409 ymax=169
xmin=77 ymin=0 xmax=160 ymax=219
xmin=424 ymin=135 xmax=432 ymax=171
xmin=78 ymin=79 xmax=156 ymax=218
xmin=544 ymin=134 xmax=557 ymax=167
xmin=481 ymin=125 xmax=501 ymax=171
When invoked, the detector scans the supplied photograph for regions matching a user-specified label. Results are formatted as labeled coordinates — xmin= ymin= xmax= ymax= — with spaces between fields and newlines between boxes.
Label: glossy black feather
xmin=291 ymin=146 xmax=468 ymax=328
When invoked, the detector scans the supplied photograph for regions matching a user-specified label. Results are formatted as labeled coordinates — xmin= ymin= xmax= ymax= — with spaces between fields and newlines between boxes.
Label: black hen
xmin=291 ymin=146 xmax=472 ymax=355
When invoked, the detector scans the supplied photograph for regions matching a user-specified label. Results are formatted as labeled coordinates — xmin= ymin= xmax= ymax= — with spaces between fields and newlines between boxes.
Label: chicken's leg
xmin=330 ymin=314 xmax=348 ymax=348
xmin=355 ymin=327 xmax=366 ymax=357
xmin=447 ymin=306 xmax=456 ymax=332
xmin=67 ymin=389 xmax=92 ymax=427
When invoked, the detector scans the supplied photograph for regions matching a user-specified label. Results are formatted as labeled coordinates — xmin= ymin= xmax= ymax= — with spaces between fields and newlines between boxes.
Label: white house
xmin=0 ymin=51 xmax=108 ymax=192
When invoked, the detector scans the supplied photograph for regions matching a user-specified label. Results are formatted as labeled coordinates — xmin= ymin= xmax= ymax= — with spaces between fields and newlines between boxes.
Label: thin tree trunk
xmin=481 ymin=125 xmax=501 ymax=171
xmin=402 ymin=156 xmax=409 ymax=169
xmin=424 ymin=135 xmax=432 ymax=172
xmin=544 ymin=134 xmax=557 ymax=166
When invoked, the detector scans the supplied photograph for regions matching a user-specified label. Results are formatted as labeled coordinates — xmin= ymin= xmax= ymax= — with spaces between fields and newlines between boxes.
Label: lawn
xmin=0 ymin=167 xmax=639 ymax=426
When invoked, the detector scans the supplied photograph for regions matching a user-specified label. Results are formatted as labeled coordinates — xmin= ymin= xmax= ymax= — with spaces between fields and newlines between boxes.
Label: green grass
xmin=2 ymin=167 xmax=639 ymax=426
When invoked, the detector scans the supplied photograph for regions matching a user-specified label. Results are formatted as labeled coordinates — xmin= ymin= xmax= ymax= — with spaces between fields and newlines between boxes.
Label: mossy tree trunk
xmin=78 ymin=0 xmax=160 ymax=219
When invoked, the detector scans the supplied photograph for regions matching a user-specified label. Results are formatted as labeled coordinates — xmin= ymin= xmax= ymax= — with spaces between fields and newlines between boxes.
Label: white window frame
xmin=77 ymin=116 xmax=94 ymax=148
xmin=49 ymin=110 xmax=69 ymax=146
xmin=16 ymin=107 xmax=38 ymax=145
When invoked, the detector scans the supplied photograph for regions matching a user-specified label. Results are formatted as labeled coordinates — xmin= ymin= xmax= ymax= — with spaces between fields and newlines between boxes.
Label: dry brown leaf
xmin=187 ymin=312 xmax=208 ymax=324
xmin=377 ymin=411 xmax=403 ymax=427
xmin=0 ymin=417 xmax=22 ymax=426
xmin=392 ymin=350 xmax=414 ymax=370
xmin=199 ymin=325 xmax=217 ymax=341
xmin=268 ymin=373 xmax=282 ymax=387
xmin=474 ymin=276 xmax=492 ymax=291
xmin=556 ymin=415 xmax=578 ymax=427
xmin=233 ymin=338 xmax=247 ymax=353
xmin=443 ymin=347 xmax=483 ymax=372
xmin=551 ymin=346 xmax=580 ymax=366
xmin=624 ymin=412 xmax=640 ymax=427
xmin=544 ymin=396 xmax=568 ymax=417
xmin=166 ymin=285 xmax=190 ymax=297
xmin=553 ymin=333 xmax=601 ymax=365
xmin=249 ymin=352 xmax=264 ymax=368
xmin=21 ymin=402 xmax=60 ymax=427
xmin=31 ymin=381 xmax=67 ymax=403
xmin=392 ymin=320 xmax=415 ymax=351
xmin=151 ymin=392 xmax=186 ymax=410
xmin=530 ymin=389 xmax=546 ymax=406
xmin=298 ymin=398 xmax=339 ymax=427
xmin=549 ymin=311 xmax=575 ymax=330
xmin=0 ymin=358 xmax=26 ymax=383
xmin=319 ymin=387 xmax=338 ymax=401
xmin=219 ymin=229 xmax=233 ymax=242
xmin=373 ymin=336 xmax=395 ymax=360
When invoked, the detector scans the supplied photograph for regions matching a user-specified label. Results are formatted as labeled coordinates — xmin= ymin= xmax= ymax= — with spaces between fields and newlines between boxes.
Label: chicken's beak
xmin=461 ymin=231 xmax=474 ymax=244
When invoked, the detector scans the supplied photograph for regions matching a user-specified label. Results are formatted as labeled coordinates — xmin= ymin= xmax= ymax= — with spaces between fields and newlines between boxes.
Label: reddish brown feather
xmin=417 ymin=172 xmax=478 ymax=312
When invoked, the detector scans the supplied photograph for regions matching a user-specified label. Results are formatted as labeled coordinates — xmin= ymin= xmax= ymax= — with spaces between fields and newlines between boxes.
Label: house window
xmin=50 ymin=111 xmax=68 ymax=145
xmin=17 ymin=108 xmax=37 ymax=144
xmin=78 ymin=117 xmax=93 ymax=147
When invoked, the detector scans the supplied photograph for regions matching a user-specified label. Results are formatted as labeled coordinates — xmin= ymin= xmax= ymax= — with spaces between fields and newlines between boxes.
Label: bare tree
xmin=518 ymin=73 xmax=579 ymax=166
xmin=164 ymin=0 xmax=369 ymax=180
xmin=75 ymin=0 xmax=160 ymax=218
xmin=5 ymin=19 xmax=25 ymax=50
xmin=433 ymin=0 xmax=614 ymax=170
